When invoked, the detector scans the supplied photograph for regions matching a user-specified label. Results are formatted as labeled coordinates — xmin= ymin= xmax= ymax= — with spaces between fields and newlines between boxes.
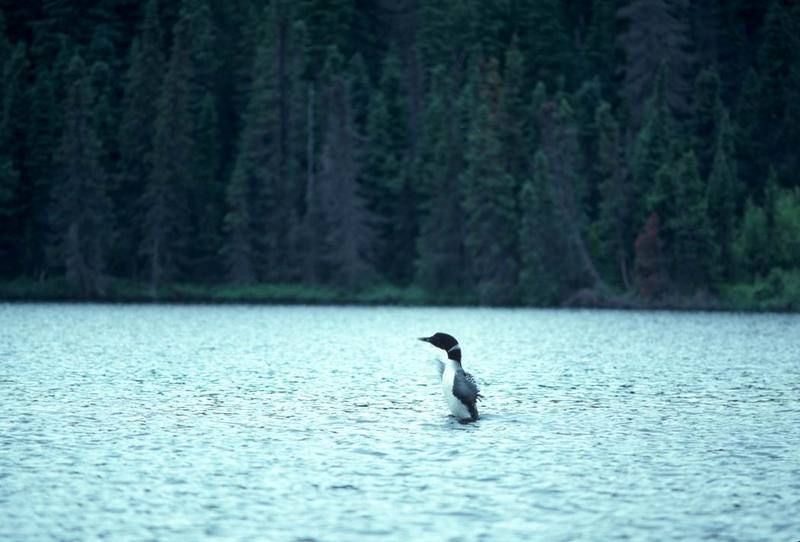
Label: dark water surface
xmin=1 ymin=304 xmax=799 ymax=541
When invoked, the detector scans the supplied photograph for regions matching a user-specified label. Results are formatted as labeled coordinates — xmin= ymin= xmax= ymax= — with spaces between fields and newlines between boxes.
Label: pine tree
xmin=315 ymin=72 xmax=373 ymax=288
xmin=670 ymin=151 xmax=717 ymax=291
xmin=90 ymin=59 xmax=116 ymax=188
xmin=418 ymin=0 xmax=479 ymax=75
xmin=299 ymin=0 xmax=356 ymax=75
xmin=0 ymin=42 xmax=29 ymax=278
xmin=733 ymin=198 xmax=768 ymax=280
xmin=191 ymin=91 xmax=223 ymax=281
xmin=618 ymin=0 xmax=692 ymax=125
xmin=141 ymin=6 xmax=196 ymax=289
xmin=518 ymin=0 xmax=574 ymax=89
xmin=591 ymin=101 xmax=631 ymax=288
xmin=50 ymin=54 xmax=113 ymax=295
xmin=499 ymin=37 xmax=528 ymax=191
xmin=734 ymin=68 xmax=761 ymax=192
xmin=630 ymin=65 xmax=675 ymax=231
xmin=223 ymin=8 xmax=279 ymax=283
xmin=518 ymin=151 xmax=563 ymax=304
xmin=415 ymin=67 xmax=469 ymax=295
xmin=462 ymin=58 xmax=519 ymax=305
xmin=117 ymin=0 xmax=164 ymax=278
xmin=584 ymin=0 xmax=621 ymax=96
xmin=538 ymin=94 xmax=605 ymax=294
xmin=753 ymin=0 xmax=797 ymax=178
xmin=691 ymin=67 xmax=723 ymax=179
xmin=706 ymin=110 xmax=739 ymax=281
xmin=362 ymin=46 xmax=415 ymax=284
xmin=224 ymin=0 xmax=306 ymax=282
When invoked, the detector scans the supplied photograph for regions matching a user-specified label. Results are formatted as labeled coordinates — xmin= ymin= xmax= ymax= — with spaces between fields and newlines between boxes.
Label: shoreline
xmin=1 ymin=279 xmax=797 ymax=313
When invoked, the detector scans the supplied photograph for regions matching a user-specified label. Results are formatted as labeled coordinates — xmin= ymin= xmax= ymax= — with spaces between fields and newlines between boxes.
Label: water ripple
xmin=0 ymin=304 xmax=799 ymax=540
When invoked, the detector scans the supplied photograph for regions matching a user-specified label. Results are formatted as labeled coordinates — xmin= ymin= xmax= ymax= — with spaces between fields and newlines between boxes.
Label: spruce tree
xmin=706 ymin=110 xmax=739 ymax=281
xmin=362 ymin=47 xmax=415 ymax=284
xmin=499 ymin=37 xmax=528 ymax=192
xmin=518 ymin=151 xmax=563 ymax=304
xmin=415 ymin=67 xmax=468 ymax=295
xmin=691 ymin=67 xmax=723 ymax=179
xmin=538 ymin=94 xmax=605 ymax=294
xmin=518 ymin=0 xmax=574 ymax=89
xmin=192 ymin=92 xmax=223 ymax=281
xmin=117 ymin=0 xmax=164 ymax=278
xmin=670 ymin=151 xmax=717 ymax=291
xmin=754 ymin=0 xmax=797 ymax=178
xmin=734 ymin=68 xmax=761 ymax=192
xmin=630 ymin=65 xmax=675 ymax=232
xmin=461 ymin=58 xmax=519 ymax=305
xmin=50 ymin=54 xmax=113 ymax=295
xmin=584 ymin=0 xmax=620 ymax=96
xmin=618 ymin=0 xmax=692 ymax=124
xmin=141 ymin=6 xmax=196 ymax=289
xmin=315 ymin=72 xmax=373 ymax=289
xmin=733 ymin=199 xmax=768 ymax=280
xmin=223 ymin=0 xmax=304 ymax=282
xmin=591 ymin=101 xmax=631 ymax=288
xmin=299 ymin=0 xmax=356 ymax=75
xmin=0 ymin=42 xmax=29 ymax=278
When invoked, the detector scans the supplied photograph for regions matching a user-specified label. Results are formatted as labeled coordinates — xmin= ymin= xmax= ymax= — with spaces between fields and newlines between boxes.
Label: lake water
xmin=1 ymin=304 xmax=799 ymax=541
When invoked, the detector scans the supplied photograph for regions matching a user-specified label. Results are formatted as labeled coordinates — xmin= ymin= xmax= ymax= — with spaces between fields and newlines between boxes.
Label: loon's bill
xmin=419 ymin=333 xmax=482 ymax=422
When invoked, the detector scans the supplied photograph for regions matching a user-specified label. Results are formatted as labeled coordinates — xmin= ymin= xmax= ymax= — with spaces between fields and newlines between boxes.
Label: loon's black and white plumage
xmin=419 ymin=333 xmax=482 ymax=422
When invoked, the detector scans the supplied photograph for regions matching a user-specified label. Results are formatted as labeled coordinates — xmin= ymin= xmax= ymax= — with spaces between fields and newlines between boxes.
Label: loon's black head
xmin=418 ymin=332 xmax=461 ymax=361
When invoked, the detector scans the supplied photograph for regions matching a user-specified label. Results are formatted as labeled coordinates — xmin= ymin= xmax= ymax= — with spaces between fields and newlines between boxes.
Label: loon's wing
xmin=464 ymin=371 xmax=483 ymax=400
xmin=453 ymin=368 xmax=481 ymax=418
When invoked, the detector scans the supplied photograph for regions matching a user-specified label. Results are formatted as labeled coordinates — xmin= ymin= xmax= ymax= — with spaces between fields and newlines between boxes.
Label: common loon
xmin=419 ymin=333 xmax=482 ymax=422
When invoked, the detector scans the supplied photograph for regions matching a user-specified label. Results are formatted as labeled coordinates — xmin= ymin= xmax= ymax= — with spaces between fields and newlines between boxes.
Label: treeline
xmin=1 ymin=0 xmax=799 ymax=307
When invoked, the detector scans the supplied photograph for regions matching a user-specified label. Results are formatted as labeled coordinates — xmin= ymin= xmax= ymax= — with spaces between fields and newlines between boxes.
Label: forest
xmin=1 ymin=0 xmax=799 ymax=309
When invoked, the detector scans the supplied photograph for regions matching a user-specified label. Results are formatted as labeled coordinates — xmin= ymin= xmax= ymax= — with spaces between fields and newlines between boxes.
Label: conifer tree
xmin=584 ymin=0 xmax=620 ymax=96
xmin=591 ymin=101 xmax=630 ymax=288
xmin=141 ymin=6 xmax=196 ymax=289
xmin=117 ymin=0 xmax=164 ymax=278
xmin=315 ymin=72 xmax=373 ymax=288
xmin=691 ymin=67 xmax=723 ymax=179
xmin=362 ymin=47 xmax=415 ymax=284
xmin=538 ymin=95 xmax=605 ymax=294
xmin=415 ymin=67 xmax=468 ymax=294
xmin=192 ymin=92 xmax=223 ymax=280
xmin=630 ymin=65 xmax=674 ymax=230
xmin=518 ymin=151 xmax=563 ymax=304
xmin=418 ymin=0 xmax=478 ymax=75
xmin=734 ymin=68 xmax=761 ymax=192
xmin=754 ymin=0 xmax=796 ymax=178
xmin=50 ymin=55 xmax=113 ymax=295
xmin=462 ymin=58 xmax=519 ymax=305
xmin=733 ymin=199 xmax=768 ymax=280
xmin=499 ymin=38 xmax=528 ymax=192
xmin=300 ymin=0 xmax=355 ymax=75
xmin=669 ymin=151 xmax=717 ymax=291
xmin=618 ymin=0 xmax=692 ymax=124
xmin=0 ymin=42 xmax=29 ymax=278
xmin=224 ymin=0 xmax=304 ymax=282
xmin=518 ymin=0 xmax=574 ymax=88
xmin=706 ymin=110 xmax=739 ymax=281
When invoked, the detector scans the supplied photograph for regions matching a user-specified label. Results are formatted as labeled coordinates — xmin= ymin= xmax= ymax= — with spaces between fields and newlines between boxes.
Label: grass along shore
xmin=2 ymin=271 xmax=800 ymax=312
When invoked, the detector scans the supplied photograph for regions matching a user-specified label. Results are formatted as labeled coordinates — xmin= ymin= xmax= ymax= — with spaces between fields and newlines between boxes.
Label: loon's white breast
xmin=441 ymin=360 xmax=473 ymax=420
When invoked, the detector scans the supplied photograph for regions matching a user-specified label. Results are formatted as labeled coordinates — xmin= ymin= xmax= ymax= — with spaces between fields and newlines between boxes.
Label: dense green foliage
xmin=1 ymin=0 xmax=799 ymax=308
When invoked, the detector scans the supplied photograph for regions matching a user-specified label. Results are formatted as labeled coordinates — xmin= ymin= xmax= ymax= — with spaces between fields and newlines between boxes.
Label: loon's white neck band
xmin=447 ymin=344 xmax=461 ymax=353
